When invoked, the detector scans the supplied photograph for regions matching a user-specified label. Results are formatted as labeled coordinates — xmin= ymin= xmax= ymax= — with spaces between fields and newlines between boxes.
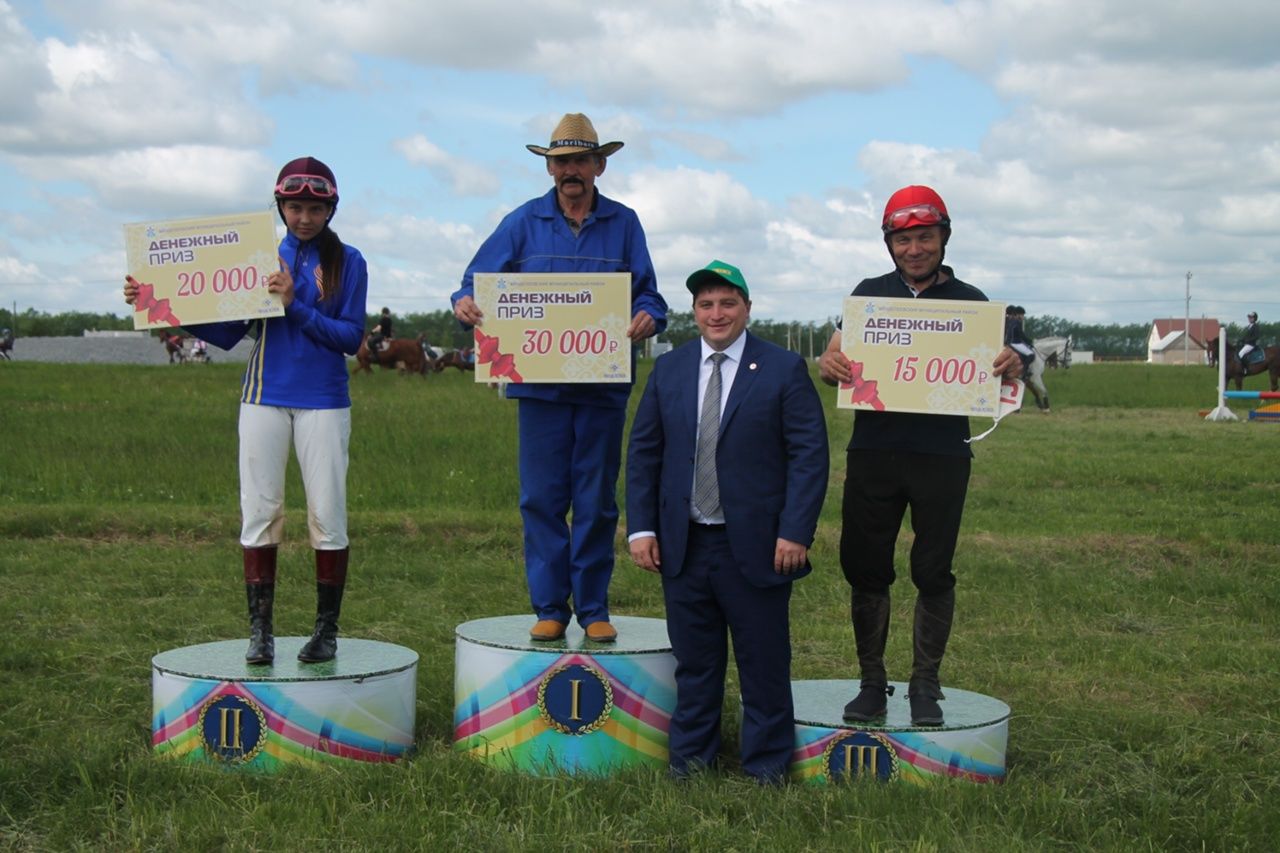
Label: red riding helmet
xmin=882 ymin=185 xmax=950 ymax=235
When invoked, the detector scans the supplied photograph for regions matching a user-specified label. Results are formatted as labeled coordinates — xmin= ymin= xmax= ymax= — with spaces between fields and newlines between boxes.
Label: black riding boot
xmin=243 ymin=546 xmax=278 ymax=664
xmin=298 ymin=548 xmax=348 ymax=663
xmin=843 ymin=591 xmax=895 ymax=722
xmin=908 ymin=589 xmax=955 ymax=726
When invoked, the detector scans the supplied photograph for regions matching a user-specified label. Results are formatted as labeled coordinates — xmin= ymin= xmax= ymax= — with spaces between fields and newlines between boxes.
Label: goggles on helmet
xmin=882 ymin=203 xmax=948 ymax=234
xmin=275 ymin=174 xmax=337 ymax=198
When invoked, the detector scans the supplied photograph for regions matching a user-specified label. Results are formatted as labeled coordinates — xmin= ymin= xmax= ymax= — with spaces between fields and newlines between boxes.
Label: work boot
xmin=842 ymin=591 xmax=892 ymax=723
xmin=243 ymin=546 xmax=278 ymax=665
xmin=298 ymin=548 xmax=348 ymax=663
xmin=908 ymin=589 xmax=955 ymax=726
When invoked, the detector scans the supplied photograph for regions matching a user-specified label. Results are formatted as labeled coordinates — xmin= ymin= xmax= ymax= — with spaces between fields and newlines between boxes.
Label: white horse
xmin=1023 ymin=353 xmax=1051 ymax=411
xmin=1033 ymin=336 xmax=1072 ymax=369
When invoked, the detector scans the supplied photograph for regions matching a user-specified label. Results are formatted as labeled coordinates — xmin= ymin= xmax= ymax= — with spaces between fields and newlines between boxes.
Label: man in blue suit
xmin=627 ymin=260 xmax=828 ymax=783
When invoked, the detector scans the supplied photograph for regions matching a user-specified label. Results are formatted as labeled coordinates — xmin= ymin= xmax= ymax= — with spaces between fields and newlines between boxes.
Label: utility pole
xmin=1183 ymin=271 xmax=1192 ymax=365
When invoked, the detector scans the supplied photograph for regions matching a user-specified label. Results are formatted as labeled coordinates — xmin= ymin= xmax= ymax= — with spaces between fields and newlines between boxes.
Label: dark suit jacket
xmin=626 ymin=332 xmax=829 ymax=587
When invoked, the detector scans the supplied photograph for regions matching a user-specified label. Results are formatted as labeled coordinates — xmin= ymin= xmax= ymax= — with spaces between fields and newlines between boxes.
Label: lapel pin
xmin=749 ymin=363 xmax=758 ymax=370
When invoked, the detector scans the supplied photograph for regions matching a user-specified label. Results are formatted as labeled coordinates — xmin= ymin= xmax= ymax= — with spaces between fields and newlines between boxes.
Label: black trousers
xmin=840 ymin=449 xmax=970 ymax=597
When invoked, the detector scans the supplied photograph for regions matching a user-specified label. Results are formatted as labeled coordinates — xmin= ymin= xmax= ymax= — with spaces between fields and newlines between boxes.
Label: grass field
xmin=0 ymin=360 xmax=1277 ymax=851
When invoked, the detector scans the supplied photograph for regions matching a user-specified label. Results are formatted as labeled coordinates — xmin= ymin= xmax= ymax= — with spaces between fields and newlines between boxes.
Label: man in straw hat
xmin=452 ymin=113 xmax=668 ymax=643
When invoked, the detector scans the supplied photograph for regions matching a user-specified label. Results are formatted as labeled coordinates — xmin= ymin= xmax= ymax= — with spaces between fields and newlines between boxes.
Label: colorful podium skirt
xmin=454 ymin=615 xmax=676 ymax=775
xmin=789 ymin=680 xmax=1010 ymax=784
xmin=151 ymin=638 xmax=417 ymax=770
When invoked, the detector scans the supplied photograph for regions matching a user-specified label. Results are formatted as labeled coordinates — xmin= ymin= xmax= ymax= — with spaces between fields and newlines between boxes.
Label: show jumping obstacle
xmin=1207 ymin=334 xmax=1280 ymax=422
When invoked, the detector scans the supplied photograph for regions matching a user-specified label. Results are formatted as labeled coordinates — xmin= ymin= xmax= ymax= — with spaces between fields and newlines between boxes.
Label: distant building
xmin=1147 ymin=318 xmax=1219 ymax=365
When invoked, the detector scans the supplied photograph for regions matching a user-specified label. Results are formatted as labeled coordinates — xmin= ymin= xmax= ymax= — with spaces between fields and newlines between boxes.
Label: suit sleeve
xmin=625 ymin=365 xmax=665 ymax=536
xmin=776 ymin=356 xmax=829 ymax=546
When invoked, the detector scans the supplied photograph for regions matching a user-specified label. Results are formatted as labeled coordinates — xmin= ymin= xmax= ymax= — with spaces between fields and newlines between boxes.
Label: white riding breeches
xmin=238 ymin=403 xmax=351 ymax=549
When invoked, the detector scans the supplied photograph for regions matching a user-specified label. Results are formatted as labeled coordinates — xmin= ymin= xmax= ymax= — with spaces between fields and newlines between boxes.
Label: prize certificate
xmin=124 ymin=211 xmax=283 ymax=330
xmin=472 ymin=272 xmax=632 ymax=383
xmin=838 ymin=296 xmax=1006 ymax=416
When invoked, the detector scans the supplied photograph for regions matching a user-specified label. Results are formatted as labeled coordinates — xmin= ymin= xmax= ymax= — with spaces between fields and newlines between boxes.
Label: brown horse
xmin=353 ymin=333 xmax=427 ymax=376
xmin=1209 ymin=337 xmax=1280 ymax=391
xmin=161 ymin=332 xmax=186 ymax=364
xmin=433 ymin=347 xmax=475 ymax=372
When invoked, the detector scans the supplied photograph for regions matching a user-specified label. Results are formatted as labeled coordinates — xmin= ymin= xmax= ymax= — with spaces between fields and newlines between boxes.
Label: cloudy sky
xmin=2 ymin=0 xmax=1277 ymax=327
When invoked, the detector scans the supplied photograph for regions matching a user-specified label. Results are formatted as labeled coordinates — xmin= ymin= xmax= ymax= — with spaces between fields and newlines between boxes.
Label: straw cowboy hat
xmin=526 ymin=113 xmax=624 ymax=158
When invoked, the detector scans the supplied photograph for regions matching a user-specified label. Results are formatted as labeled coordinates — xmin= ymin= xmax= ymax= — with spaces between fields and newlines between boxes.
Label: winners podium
xmin=788 ymin=680 xmax=1010 ymax=784
xmin=454 ymin=615 xmax=677 ymax=775
xmin=151 ymin=638 xmax=418 ymax=770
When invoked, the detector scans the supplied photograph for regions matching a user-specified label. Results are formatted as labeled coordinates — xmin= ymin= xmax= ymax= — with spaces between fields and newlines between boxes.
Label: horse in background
xmin=0 ymin=328 xmax=13 ymax=361
xmin=1208 ymin=337 xmax=1280 ymax=391
xmin=433 ymin=347 xmax=475 ymax=373
xmin=1023 ymin=354 xmax=1051 ymax=412
xmin=161 ymin=332 xmax=186 ymax=364
xmin=353 ymin=333 xmax=428 ymax=376
xmin=1034 ymin=336 xmax=1072 ymax=370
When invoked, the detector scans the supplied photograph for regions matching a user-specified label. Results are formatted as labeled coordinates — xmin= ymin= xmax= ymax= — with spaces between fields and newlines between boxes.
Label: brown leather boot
xmin=843 ymin=590 xmax=893 ymax=723
xmin=298 ymin=548 xmax=348 ymax=663
xmin=243 ymin=546 xmax=278 ymax=664
xmin=908 ymin=589 xmax=955 ymax=726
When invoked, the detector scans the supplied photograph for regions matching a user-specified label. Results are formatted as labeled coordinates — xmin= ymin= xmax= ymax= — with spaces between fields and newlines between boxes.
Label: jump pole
xmin=1205 ymin=334 xmax=1238 ymax=421
xmin=1223 ymin=391 xmax=1280 ymax=399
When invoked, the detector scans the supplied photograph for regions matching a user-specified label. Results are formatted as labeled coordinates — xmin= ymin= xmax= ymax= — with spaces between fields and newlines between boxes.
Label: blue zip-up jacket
xmin=452 ymin=188 xmax=667 ymax=408
xmin=191 ymin=231 xmax=368 ymax=409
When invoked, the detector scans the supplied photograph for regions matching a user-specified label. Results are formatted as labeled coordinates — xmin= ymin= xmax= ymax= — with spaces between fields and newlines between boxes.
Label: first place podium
xmin=152 ymin=638 xmax=418 ymax=770
xmin=454 ymin=615 xmax=677 ymax=775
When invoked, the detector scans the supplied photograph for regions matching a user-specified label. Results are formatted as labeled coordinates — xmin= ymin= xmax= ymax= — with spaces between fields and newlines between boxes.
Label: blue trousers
xmin=662 ymin=524 xmax=795 ymax=782
xmin=517 ymin=399 xmax=626 ymax=626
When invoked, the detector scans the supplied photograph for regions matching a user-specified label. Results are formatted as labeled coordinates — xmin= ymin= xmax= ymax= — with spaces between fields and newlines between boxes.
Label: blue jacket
xmin=452 ymin=188 xmax=667 ymax=408
xmin=191 ymin=231 xmax=368 ymax=408
xmin=626 ymin=332 xmax=829 ymax=588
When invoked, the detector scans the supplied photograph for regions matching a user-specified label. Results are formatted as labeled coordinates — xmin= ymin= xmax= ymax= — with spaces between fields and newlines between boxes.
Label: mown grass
xmin=0 ymin=360 xmax=1277 ymax=851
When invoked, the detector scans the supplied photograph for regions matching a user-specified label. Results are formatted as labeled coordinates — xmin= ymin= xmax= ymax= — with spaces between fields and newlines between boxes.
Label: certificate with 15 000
xmin=838 ymin=296 xmax=1006 ymax=416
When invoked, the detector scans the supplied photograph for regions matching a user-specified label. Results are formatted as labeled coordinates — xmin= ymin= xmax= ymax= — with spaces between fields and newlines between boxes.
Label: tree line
xmin=2 ymin=307 xmax=1275 ymax=360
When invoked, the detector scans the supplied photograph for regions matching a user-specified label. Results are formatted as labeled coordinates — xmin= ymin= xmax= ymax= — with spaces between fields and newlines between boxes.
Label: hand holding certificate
xmin=471 ymin=272 xmax=632 ymax=383
xmin=837 ymin=296 xmax=1007 ymax=417
xmin=123 ymin=211 xmax=283 ymax=330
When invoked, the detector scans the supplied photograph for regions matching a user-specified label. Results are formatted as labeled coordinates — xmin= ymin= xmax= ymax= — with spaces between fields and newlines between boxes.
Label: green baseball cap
xmin=685 ymin=259 xmax=750 ymax=299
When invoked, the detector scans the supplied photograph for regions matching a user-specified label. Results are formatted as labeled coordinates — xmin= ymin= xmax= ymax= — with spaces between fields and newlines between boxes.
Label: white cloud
xmin=393 ymin=135 xmax=501 ymax=197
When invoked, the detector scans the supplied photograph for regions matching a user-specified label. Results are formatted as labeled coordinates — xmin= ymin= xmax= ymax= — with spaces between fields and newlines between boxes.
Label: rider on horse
xmin=1239 ymin=311 xmax=1261 ymax=366
xmin=1004 ymin=305 xmax=1049 ymax=412
xmin=368 ymin=307 xmax=393 ymax=352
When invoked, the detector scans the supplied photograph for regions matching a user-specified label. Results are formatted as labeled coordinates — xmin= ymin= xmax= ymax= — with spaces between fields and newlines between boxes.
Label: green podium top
xmin=151 ymin=638 xmax=419 ymax=683
xmin=791 ymin=679 xmax=1010 ymax=732
xmin=455 ymin=615 xmax=672 ymax=655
